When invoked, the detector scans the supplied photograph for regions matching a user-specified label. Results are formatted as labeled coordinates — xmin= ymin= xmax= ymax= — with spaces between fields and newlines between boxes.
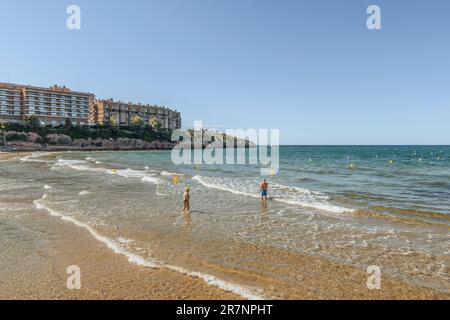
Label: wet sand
xmin=0 ymin=152 xmax=23 ymax=161
xmin=0 ymin=208 xmax=241 ymax=300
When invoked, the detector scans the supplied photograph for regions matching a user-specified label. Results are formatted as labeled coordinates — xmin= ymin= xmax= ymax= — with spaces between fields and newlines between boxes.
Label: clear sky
xmin=1 ymin=0 xmax=449 ymax=144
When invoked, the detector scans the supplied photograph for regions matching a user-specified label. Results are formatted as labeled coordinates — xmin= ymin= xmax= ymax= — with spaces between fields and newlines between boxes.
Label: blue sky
xmin=1 ymin=0 xmax=449 ymax=144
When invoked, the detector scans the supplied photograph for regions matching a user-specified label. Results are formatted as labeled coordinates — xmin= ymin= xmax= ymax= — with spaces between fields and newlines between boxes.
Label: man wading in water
xmin=260 ymin=179 xmax=269 ymax=201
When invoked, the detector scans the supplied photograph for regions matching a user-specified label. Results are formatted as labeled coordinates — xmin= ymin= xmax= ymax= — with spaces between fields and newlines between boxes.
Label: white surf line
xmin=53 ymin=160 xmax=163 ymax=185
xmin=192 ymin=175 xmax=354 ymax=214
xmin=34 ymin=195 xmax=159 ymax=268
xmin=33 ymin=194 xmax=265 ymax=300
xmin=20 ymin=152 xmax=51 ymax=163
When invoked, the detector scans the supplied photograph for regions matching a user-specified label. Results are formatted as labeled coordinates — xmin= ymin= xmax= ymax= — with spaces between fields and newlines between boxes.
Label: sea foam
xmin=192 ymin=175 xmax=354 ymax=214
xmin=53 ymin=159 xmax=162 ymax=184
xmin=20 ymin=152 xmax=50 ymax=163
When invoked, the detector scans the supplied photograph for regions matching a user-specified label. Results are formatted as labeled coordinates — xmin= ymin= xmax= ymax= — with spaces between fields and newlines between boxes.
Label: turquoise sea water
xmin=1 ymin=146 xmax=449 ymax=297
xmin=82 ymin=145 xmax=450 ymax=218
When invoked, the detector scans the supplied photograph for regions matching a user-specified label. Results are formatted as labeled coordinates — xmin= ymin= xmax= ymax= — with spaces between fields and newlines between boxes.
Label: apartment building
xmin=0 ymin=82 xmax=94 ymax=125
xmin=90 ymin=99 xmax=181 ymax=130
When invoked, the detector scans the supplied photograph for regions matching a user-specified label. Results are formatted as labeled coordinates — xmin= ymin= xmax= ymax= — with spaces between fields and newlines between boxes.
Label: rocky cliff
xmin=2 ymin=131 xmax=176 ymax=151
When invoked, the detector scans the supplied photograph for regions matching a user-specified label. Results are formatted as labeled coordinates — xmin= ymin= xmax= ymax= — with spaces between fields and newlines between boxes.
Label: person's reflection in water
xmin=182 ymin=211 xmax=191 ymax=227
xmin=261 ymin=199 xmax=268 ymax=216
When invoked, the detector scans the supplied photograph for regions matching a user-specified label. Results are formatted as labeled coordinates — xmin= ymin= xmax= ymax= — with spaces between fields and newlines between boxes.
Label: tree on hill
xmin=132 ymin=115 xmax=144 ymax=127
xmin=0 ymin=121 xmax=7 ymax=146
xmin=109 ymin=115 xmax=117 ymax=126
xmin=149 ymin=117 xmax=161 ymax=130
xmin=24 ymin=115 xmax=40 ymax=128
xmin=64 ymin=118 xmax=73 ymax=131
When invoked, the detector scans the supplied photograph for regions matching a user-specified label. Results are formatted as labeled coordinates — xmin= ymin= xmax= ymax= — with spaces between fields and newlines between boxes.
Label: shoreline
xmin=2 ymin=199 xmax=448 ymax=300
xmin=0 ymin=205 xmax=242 ymax=300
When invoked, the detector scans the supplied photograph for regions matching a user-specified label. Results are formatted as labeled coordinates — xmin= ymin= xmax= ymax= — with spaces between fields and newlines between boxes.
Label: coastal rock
xmin=46 ymin=134 xmax=73 ymax=145
xmin=6 ymin=141 xmax=43 ymax=151
xmin=5 ymin=131 xmax=28 ymax=141
xmin=27 ymin=132 xmax=42 ymax=143
xmin=3 ymin=130 xmax=176 ymax=151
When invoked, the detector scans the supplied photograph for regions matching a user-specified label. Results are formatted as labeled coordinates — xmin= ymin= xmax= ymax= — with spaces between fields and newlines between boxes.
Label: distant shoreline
xmin=0 ymin=143 xmax=175 ymax=153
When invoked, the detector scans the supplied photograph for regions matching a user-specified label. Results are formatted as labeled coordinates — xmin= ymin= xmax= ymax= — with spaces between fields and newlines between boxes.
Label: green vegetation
xmin=0 ymin=121 xmax=7 ymax=146
xmin=2 ymin=119 xmax=173 ymax=144
xmin=64 ymin=118 xmax=73 ymax=131
xmin=132 ymin=115 xmax=144 ymax=127
xmin=109 ymin=115 xmax=117 ymax=126
xmin=149 ymin=117 xmax=161 ymax=130
xmin=24 ymin=115 xmax=41 ymax=128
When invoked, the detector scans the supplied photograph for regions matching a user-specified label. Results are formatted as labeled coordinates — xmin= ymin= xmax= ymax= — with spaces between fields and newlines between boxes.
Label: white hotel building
xmin=0 ymin=82 xmax=94 ymax=125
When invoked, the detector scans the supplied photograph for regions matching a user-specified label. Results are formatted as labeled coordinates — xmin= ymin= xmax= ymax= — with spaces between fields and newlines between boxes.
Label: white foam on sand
xmin=33 ymin=194 xmax=264 ymax=300
xmin=34 ymin=194 xmax=159 ymax=268
xmin=192 ymin=175 xmax=354 ymax=214
xmin=118 ymin=237 xmax=134 ymax=244
xmin=78 ymin=190 xmax=90 ymax=196
xmin=44 ymin=185 xmax=52 ymax=190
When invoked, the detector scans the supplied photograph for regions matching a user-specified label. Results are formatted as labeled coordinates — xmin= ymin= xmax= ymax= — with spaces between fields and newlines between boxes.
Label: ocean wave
xmin=20 ymin=152 xmax=51 ymax=163
xmin=107 ymin=168 xmax=163 ymax=184
xmin=85 ymin=157 xmax=103 ymax=165
xmin=53 ymin=159 xmax=162 ymax=184
xmin=192 ymin=175 xmax=354 ymax=214
xmin=160 ymin=171 xmax=185 ymax=177
xmin=33 ymin=194 xmax=264 ymax=300
xmin=53 ymin=159 xmax=106 ymax=173
xmin=78 ymin=190 xmax=90 ymax=196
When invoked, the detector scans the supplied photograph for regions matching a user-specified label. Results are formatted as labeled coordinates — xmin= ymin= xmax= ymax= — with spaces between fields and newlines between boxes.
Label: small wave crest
xmin=53 ymin=159 xmax=99 ymax=172
xmin=20 ymin=152 xmax=50 ymax=163
xmin=53 ymin=159 xmax=162 ymax=184
xmin=107 ymin=168 xmax=163 ymax=184
xmin=160 ymin=171 xmax=184 ymax=177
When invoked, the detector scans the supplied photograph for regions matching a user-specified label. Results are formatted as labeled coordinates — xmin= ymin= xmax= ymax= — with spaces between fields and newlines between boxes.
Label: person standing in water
xmin=183 ymin=187 xmax=190 ymax=212
xmin=260 ymin=179 xmax=269 ymax=201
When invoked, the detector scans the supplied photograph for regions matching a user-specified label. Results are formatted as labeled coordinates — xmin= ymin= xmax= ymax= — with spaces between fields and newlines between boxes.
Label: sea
xmin=0 ymin=146 xmax=449 ymax=298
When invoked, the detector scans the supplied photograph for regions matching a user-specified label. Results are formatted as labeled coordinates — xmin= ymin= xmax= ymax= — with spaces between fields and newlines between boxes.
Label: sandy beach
xmin=1 ymin=150 xmax=449 ymax=300
xmin=0 ymin=198 xmax=240 ymax=300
